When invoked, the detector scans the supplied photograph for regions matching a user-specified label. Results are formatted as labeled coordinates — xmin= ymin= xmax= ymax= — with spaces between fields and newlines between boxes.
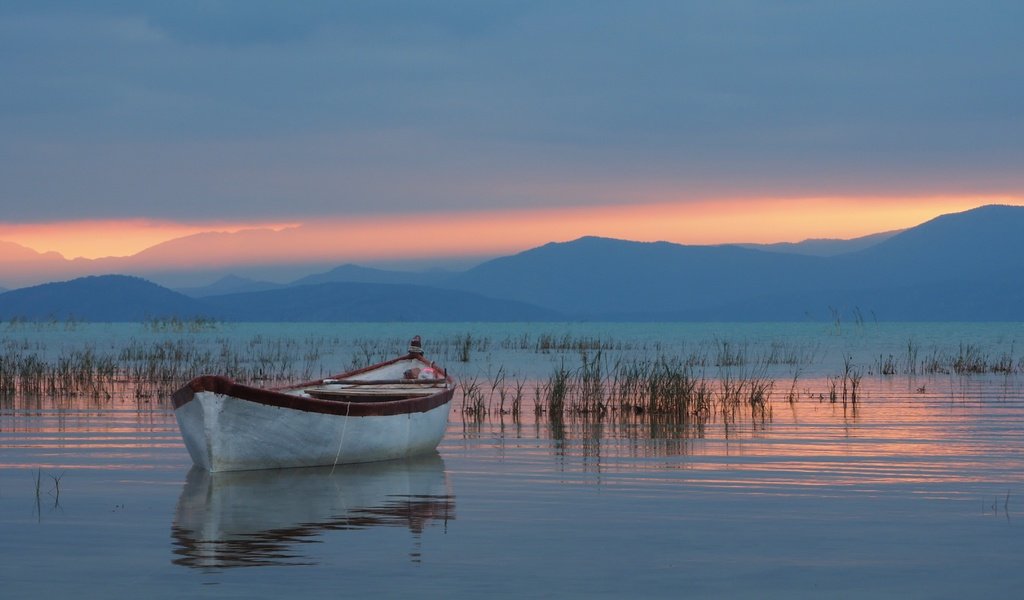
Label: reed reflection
xmin=171 ymin=453 xmax=454 ymax=569
xmin=448 ymin=376 xmax=1024 ymax=492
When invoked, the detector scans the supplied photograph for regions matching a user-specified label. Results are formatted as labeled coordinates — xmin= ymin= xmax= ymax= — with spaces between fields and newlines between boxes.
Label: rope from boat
xmin=330 ymin=398 xmax=353 ymax=474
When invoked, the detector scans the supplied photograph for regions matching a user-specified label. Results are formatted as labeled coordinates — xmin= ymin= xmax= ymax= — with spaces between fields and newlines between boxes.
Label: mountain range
xmin=1 ymin=204 xmax=1022 ymax=321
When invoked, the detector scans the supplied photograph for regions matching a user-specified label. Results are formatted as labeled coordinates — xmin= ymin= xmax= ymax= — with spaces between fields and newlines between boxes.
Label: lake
xmin=1 ymin=322 xmax=1022 ymax=598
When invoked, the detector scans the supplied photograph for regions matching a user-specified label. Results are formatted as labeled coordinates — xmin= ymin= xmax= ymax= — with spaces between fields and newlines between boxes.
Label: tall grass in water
xmin=915 ymin=342 xmax=1019 ymax=376
xmin=953 ymin=343 xmax=988 ymax=375
xmin=544 ymin=362 xmax=571 ymax=418
xmin=876 ymin=353 xmax=898 ymax=376
xmin=143 ymin=316 xmax=219 ymax=333
xmin=0 ymin=333 xmax=336 ymax=400
xmin=532 ymin=334 xmax=626 ymax=354
xmin=531 ymin=352 xmax=772 ymax=428
xmin=457 ymin=334 xmax=473 ymax=362
xmin=716 ymin=365 xmax=773 ymax=425
xmin=821 ymin=356 xmax=863 ymax=406
xmin=2 ymin=324 xmax=1021 ymax=417
xmin=576 ymin=351 xmax=604 ymax=414
xmin=1 ymin=347 xmax=118 ymax=398
xmin=905 ymin=338 xmax=919 ymax=375
xmin=459 ymin=377 xmax=487 ymax=420
xmin=714 ymin=339 xmax=746 ymax=367
xmin=786 ymin=372 xmax=801 ymax=404
xmin=641 ymin=357 xmax=712 ymax=421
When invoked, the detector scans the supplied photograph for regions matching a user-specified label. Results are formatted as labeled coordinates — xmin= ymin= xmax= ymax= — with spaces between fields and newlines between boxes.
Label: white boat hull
xmin=172 ymin=345 xmax=454 ymax=472
xmin=175 ymin=390 xmax=451 ymax=472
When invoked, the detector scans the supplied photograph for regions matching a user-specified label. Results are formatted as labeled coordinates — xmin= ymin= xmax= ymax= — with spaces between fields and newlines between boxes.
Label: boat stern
xmin=174 ymin=387 xmax=220 ymax=471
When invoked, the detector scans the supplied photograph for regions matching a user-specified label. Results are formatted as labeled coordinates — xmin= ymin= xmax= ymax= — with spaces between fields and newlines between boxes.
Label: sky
xmin=1 ymin=1 xmax=1023 ymax=267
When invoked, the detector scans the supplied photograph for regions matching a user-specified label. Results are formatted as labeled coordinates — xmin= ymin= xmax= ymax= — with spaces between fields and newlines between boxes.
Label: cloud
xmin=0 ymin=1 xmax=1021 ymax=224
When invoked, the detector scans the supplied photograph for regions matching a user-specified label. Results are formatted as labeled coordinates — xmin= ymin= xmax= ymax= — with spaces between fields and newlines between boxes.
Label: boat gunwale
xmin=172 ymin=352 xmax=454 ymax=417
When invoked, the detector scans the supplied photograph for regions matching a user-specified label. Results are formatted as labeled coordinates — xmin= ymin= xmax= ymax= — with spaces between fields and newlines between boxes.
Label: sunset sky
xmin=1 ymin=2 xmax=1022 ymax=272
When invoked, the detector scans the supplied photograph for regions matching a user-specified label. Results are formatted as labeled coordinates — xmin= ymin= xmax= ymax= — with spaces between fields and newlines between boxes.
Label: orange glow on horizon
xmin=1 ymin=196 xmax=1021 ymax=272
xmin=267 ymin=195 xmax=1024 ymax=265
xmin=0 ymin=219 xmax=299 ymax=259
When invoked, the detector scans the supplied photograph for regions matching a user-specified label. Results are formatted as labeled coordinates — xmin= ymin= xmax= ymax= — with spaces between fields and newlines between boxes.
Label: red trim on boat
xmin=172 ymin=352 xmax=454 ymax=417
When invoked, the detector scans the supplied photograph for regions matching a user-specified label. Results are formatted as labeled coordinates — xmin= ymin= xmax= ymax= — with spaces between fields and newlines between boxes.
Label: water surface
xmin=1 ymin=324 xmax=1023 ymax=597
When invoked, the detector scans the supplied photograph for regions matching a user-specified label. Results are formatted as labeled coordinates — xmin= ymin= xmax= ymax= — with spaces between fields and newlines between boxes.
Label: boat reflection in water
xmin=171 ymin=453 xmax=453 ymax=568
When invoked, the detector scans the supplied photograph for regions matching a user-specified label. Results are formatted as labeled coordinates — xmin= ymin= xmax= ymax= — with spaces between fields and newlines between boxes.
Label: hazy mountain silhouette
xmin=176 ymin=266 xmax=453 ymax=298
xmin=0 ymin=229 xmax=324 ymax=289
xmin=176 ymin=275 xmax=286 ymax=298
xmin=0 ymin=275 xmax=210 ymax=321
xmin=2 ymin=204 xmax=1022 ymax=321
xmin=199 ymin=282 xmax=561 ymax=321
xmin=0 ymin=276 xmax=560 ymax=322
xmin=445 ymin=236 xmax=834 ymax=317
xmin=0 ymin=241 xmax=80 ymax=286
xmin=445 ymin=204 xmax=1024 ymax=320
xmin=0 ymin=240 xmax=65 ymax=263
xmin=289 ymin=264 xmax=453 ymax=287
xmin=834 ymin=204 xmax=1024 ymax=287
xmin=738 ymin=230 xmax=901 ymax=256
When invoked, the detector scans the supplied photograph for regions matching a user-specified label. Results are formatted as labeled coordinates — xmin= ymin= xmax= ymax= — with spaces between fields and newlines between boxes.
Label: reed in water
xmin=1 ymin=322 xmax=1021 ymax=421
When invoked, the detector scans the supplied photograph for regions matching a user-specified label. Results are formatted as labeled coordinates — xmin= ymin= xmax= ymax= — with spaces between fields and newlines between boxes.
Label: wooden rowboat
xmin=172 ymin=336 xmax=454 ymax=472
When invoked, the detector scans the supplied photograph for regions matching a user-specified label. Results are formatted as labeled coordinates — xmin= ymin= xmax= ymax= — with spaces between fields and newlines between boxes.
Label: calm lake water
xmin=1 ymin=323 xmax=1023 ymax=598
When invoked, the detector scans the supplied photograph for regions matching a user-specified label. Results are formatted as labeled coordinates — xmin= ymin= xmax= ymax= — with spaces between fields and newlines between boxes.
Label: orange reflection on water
xmin=3 ymin=376 xmax=1023 ymax=491
xmin=446 ymin=376 xmax=1024 ymax=492
xmin=0 ymin=393 xmax=181 ymax=470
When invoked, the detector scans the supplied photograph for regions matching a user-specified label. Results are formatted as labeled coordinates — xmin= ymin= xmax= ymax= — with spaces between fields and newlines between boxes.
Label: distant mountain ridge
xmin=2 ymin=204 xmax=1023 ymax=321
xmin=0 ymin=275 xmax=561 ymax=322
xmin=289 ymin=264 xmax=452 ymax=288
xmin=441 ymin=204 xmax=1024 ymax=320
xmin=176 ymin=275 xmax=285 ymax=298
xmin=737 ymin=230 xmax=902 ymax=256
xmin=445 ymin=236 xmax=832 ymax=317
xmin=0 ymin=209 xmax=926 ymax=290
xmin=835 ymin=204 xmax=1024 ymax=287
xmin=200 ymin=282 xmax=560 ymax=321
xmin=0 ymin=240 xmax=66 ymax=263
xmin=0 ymin=275 xmax=209 ymax=321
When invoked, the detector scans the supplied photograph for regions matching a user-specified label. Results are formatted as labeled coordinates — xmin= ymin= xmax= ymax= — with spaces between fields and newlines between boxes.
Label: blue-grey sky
xmin=1 ymin=0 xmax=1022 ymax=224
